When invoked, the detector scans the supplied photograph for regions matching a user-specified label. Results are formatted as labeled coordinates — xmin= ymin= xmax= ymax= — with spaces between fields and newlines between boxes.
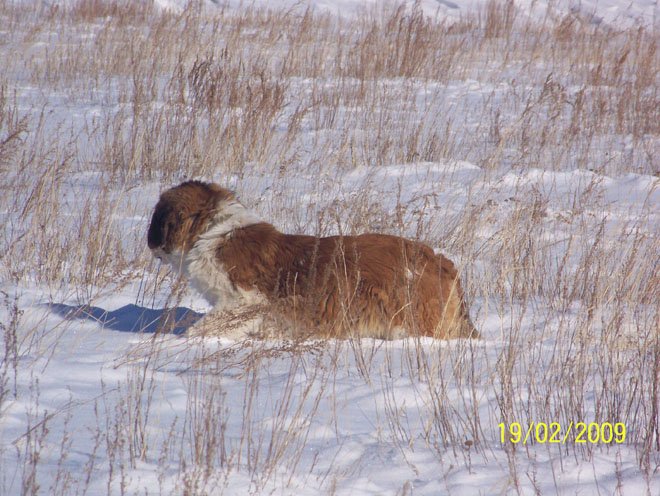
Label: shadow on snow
xmin=48 ymin=303 xmax=203 ymax=335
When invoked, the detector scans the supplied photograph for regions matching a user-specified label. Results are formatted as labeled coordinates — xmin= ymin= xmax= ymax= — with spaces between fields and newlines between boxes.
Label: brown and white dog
xmin=147 ymin=180 xmax=479 ymax=340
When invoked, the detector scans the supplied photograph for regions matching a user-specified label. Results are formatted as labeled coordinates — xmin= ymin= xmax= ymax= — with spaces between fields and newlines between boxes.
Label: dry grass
xmin=0 ymin=0 xmax=658 ymax=494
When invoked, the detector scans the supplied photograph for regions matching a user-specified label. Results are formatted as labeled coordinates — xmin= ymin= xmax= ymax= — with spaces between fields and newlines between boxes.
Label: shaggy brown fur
xmin=148 ymin=181 xmax=479 ymax=340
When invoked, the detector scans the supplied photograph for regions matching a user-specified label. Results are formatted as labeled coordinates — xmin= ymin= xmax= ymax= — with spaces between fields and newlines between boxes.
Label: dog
xmin=147 ymin=180 xmax=479 ymax=340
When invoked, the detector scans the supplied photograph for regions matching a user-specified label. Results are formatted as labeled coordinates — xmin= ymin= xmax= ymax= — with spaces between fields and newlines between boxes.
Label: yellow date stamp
xmin=498 ymin=421 xmax=626 ymax=444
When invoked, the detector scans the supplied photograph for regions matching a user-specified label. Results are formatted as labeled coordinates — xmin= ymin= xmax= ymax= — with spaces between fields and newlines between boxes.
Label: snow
xmin=166 ymin=0 xmax=660 ymax=28
xmin=29 ymin=0 xmax=660 ymax=27
xmin=173 ymin=0 xmax=660 ymax=26
xmin=1 ymin=1 xmax=659 ymax=495
xmin=2 ymin=162 xmax=657 ymax=493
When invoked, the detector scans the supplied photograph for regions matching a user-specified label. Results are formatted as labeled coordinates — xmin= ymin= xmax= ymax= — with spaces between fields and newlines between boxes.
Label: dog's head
xmin=147 ymin=181 xmax=235 ymax=258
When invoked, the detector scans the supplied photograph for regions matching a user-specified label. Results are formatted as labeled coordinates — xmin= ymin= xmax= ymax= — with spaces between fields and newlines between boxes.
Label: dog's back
xmin=226 ymin=229 xmax=478 ymax=339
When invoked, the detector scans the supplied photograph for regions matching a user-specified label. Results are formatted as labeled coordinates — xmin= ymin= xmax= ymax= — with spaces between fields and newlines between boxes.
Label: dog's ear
xmin=148 ymin=202 xmax=176 ymax=251
xmin=147 ymin=203 xmax=165 ymax=250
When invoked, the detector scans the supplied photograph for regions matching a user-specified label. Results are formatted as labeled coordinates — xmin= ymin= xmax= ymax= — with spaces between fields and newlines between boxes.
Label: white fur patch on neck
xmin=182 ymin=201 xmax=264 ymax=309
xmin=198 ymin=201 xmax=263 ymax=243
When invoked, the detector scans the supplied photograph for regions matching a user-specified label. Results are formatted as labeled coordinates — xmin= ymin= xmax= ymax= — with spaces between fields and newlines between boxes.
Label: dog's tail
xmin=437 ymin=256 xmax=480 ymax=339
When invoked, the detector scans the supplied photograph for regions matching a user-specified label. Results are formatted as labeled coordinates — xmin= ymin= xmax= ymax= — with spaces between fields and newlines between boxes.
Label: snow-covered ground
xmin=157 ymin=0 xmax=660 ymax=29
xmin=1 ymin=1 xmax=658 ymax=495
xmin=3 ymin=163 xmax=658 ymax=494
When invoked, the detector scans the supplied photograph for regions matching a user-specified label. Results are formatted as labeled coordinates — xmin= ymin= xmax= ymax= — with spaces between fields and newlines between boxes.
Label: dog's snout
xmin=151 ymin=247 xmax=166 ymax=260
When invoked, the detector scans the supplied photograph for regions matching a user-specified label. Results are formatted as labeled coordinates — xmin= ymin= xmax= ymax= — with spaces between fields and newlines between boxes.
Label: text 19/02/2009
xmin=498 ymin=422 xmax=626 ymax=444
